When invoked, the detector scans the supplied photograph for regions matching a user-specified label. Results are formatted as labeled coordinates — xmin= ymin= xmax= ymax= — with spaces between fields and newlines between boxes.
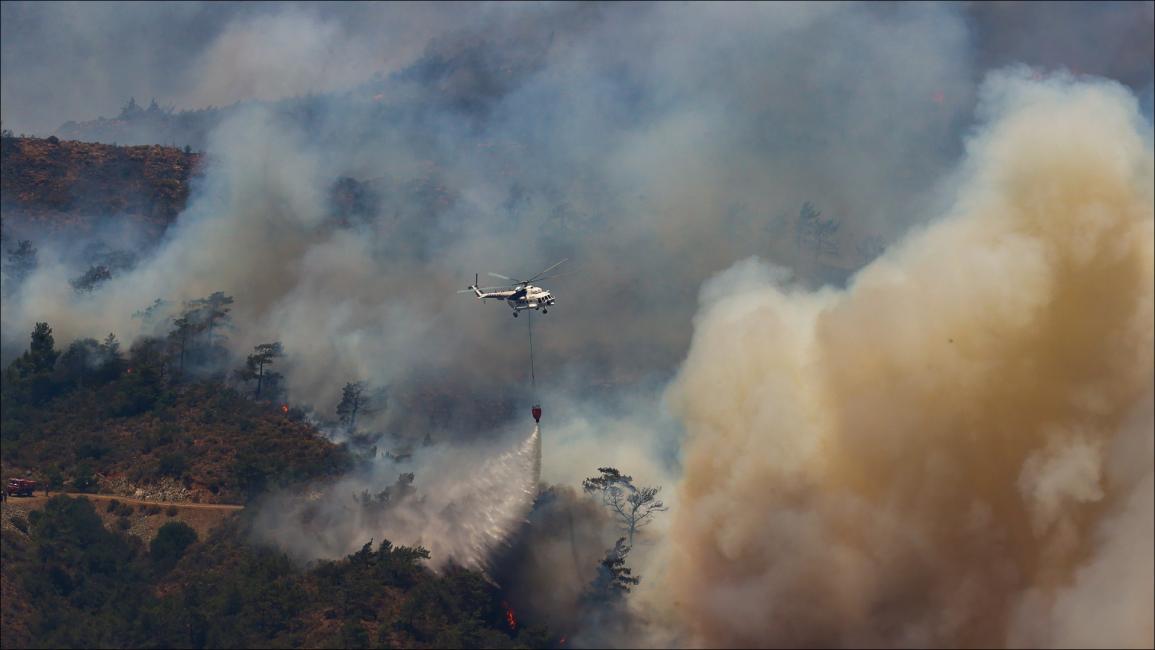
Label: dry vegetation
xmin=0 ymin=134 xmax=199 ymax=236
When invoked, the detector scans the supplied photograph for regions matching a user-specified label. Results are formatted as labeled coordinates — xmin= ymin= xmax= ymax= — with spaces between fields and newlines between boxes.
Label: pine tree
xmin=185 ymin=291 xmax=234 ymax=347
xmin=583 ymin=537 xmax=640 ymax=605
xmin=583 ymin=467 xmax=668 ymax=547
xmin=336 ymin=382 xmax=366 ymax=433
xmin=236 ymin=342 xmax=283 ymax=399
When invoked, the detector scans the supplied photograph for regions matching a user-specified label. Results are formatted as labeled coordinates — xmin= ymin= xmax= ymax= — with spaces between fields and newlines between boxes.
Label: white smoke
xmin=254 ymin=425 xmax=541 ymax=573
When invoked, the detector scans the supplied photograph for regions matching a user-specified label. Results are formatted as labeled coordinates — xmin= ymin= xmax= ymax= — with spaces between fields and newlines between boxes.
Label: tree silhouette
xmin=12 ymin=322 xmax=60 ymax=378
xmin=236 ymin=342 xmax=283 ymax=399
xmin=185 ymin=291 xmax=234 ymax=348
xmin=167 ymin=314 xmax=199 ymax=377
xmin=3 ymin=239 xmax=38 ymax=284
xmin=336 ymin=382 xmax=367 ymax=433
xmin=583 ymin=467 xmax=668 ymax=547
xmin=582 ymin=537 xmax=640 ymax=606
xmin=795 ymin=201 xmax=841 ymax=258
xmin=70 ymin=265 xmax=113 ymax=294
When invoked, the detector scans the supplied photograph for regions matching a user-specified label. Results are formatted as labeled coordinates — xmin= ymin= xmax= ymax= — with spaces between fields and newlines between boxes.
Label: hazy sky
xmin=2 ymin=1 xmax=1152 ymax=136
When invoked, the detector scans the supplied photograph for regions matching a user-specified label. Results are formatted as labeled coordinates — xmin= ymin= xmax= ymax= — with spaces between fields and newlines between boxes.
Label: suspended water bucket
xmin=531 ymin=404 xmax=542 ymax=422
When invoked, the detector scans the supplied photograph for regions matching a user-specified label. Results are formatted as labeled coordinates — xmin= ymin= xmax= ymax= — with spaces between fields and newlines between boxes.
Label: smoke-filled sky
xmin=1 ymin=3 xmax=1152 ymax=648
xmin=2 ymin=2 xmax=1153 ymax=137
xmin=665 ymin=72 xmax=1153 ymax=647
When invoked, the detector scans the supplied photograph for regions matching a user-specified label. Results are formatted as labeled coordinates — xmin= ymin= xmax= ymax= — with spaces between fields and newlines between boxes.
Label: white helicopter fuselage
xmin=473 ymin=283 xmax=556 ymax=312
xmin=461 ymin=260 xmax=566 ymax=317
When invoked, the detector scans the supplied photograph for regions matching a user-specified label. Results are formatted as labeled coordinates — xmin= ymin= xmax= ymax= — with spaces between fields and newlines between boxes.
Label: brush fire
xmin=503 ymin=602 xmax=517 ymax=631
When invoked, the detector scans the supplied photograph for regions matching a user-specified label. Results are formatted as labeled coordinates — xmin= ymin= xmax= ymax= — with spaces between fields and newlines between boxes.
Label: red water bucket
xmin=531 ymin=404 xmax=542 ymax=422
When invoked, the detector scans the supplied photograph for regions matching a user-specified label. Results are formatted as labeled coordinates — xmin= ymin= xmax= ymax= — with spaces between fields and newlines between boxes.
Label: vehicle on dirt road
xmin=6 ymin=478 xmax=39 ymax=497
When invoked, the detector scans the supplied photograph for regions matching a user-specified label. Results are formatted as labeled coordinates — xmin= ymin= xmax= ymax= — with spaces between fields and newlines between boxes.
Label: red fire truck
xmin=5 ymin=478 xmax=39 ymax=497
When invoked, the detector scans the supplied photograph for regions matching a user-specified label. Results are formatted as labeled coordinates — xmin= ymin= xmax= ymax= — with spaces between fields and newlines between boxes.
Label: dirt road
xmin=4 ymin=492 xmax=244 ymax=510
xmin=2 ymin=492 xmax=244 ymax=543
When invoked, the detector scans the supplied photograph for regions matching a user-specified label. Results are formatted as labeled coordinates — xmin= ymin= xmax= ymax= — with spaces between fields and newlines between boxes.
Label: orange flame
xmin=281 ymin=404 xmax=289 ymax=413
xmin=503 ymin=601 xmax=517 ymax=630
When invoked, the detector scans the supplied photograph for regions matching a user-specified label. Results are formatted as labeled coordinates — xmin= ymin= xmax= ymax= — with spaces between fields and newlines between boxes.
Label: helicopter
xmin=459 ymin=259 xmax=567 ymax=317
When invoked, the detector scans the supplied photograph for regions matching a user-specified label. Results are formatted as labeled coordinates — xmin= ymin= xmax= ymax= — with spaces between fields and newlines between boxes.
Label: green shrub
xmin=106 ymin=499 xmax=121 ymax=513
xmin=116 ymin=516 xmax=132 ymax=530
xmin=158 ymin=452 xmax=188 ymax=478
xmin=151 ymin=521 xmax=197 ymax=568
xmin=45 ymin=468 xmax=64 ymax=492
xmin=71 ymin=463 xmax=97 ymax=492
xmin=75 ymin=438 xmax=110 ymax=460
xmin=165 ymin=505 xmax=178 ymax=517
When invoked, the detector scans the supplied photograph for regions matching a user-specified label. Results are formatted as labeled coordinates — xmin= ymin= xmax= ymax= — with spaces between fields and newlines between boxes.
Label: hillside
xmin=0 ymin=316 xmax=560 ymax=648
xmin=0 ymin=134 xmax=200 ymax=238
xmin=1 ymin=495 xmax=550 ymax=649
xmin=1 ymin=380 xmax=353 ymax=505
xmin=0 ymin=325 xmax=354 ymax=505
xmin=0 ymin=305 xmax=355 ymax=506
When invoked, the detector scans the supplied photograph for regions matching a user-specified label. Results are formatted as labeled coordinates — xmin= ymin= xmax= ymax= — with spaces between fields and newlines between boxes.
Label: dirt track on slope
xmin=1 ymin=492 xmax=243 ymax=543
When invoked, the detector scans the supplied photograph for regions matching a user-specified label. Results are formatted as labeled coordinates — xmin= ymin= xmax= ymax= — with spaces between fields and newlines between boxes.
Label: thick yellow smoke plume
xmin=665 ymin=72 xmax=1154 ymax=648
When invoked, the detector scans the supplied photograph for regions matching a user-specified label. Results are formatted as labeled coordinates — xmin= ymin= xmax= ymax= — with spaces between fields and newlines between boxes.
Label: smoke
xmin=254 ymin=425 xmax=541 ymax=573
xmin=1 ymin=5 xmax=1153 ymax=645
xmin=3 ymin=2 xmax=983 ymax=408
xmin=662 ymin=71 xmax=1154 ymax=648
xmin=6 ymin=3 xmax=1151 ymax=414
xmin=492 ymin=484 xmax=620 ymax=634
xmin=0 ymin=1 xmax=515 ymax=136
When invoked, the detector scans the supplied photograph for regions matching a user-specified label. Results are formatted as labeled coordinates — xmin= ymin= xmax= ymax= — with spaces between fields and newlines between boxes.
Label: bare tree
xmin=583 ymin=467 xmax=668 ymax=547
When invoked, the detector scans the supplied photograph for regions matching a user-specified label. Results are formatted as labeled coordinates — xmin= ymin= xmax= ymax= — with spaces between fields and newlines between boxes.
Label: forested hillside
xmin=1 ymin=496 xmax=549 ymax=649
xmin=0 ymin=133 xmax=200 ymax=237
xmin=0 ymin=318 xmax=352 ymax=504
xmin=0 ymin=315 xmax=561 ymax=648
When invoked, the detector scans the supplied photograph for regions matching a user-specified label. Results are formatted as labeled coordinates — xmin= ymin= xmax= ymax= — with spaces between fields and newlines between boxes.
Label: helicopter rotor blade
xmin=527 ymin=258 xmax=568 ymax=283
xmin=531 ymin=270 xmax=574 ymax=283
xmin=488 ymin=272 xmax=518 ymax=282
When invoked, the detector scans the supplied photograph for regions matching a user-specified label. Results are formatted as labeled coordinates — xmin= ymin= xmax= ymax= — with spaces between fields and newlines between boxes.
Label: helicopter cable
xmin=527 ymin=309 xmax=536 ymax=398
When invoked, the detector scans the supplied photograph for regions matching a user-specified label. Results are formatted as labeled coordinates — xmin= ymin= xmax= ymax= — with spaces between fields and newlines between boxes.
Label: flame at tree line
xmin=502 ymin=602 xmax=517 ymax=631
